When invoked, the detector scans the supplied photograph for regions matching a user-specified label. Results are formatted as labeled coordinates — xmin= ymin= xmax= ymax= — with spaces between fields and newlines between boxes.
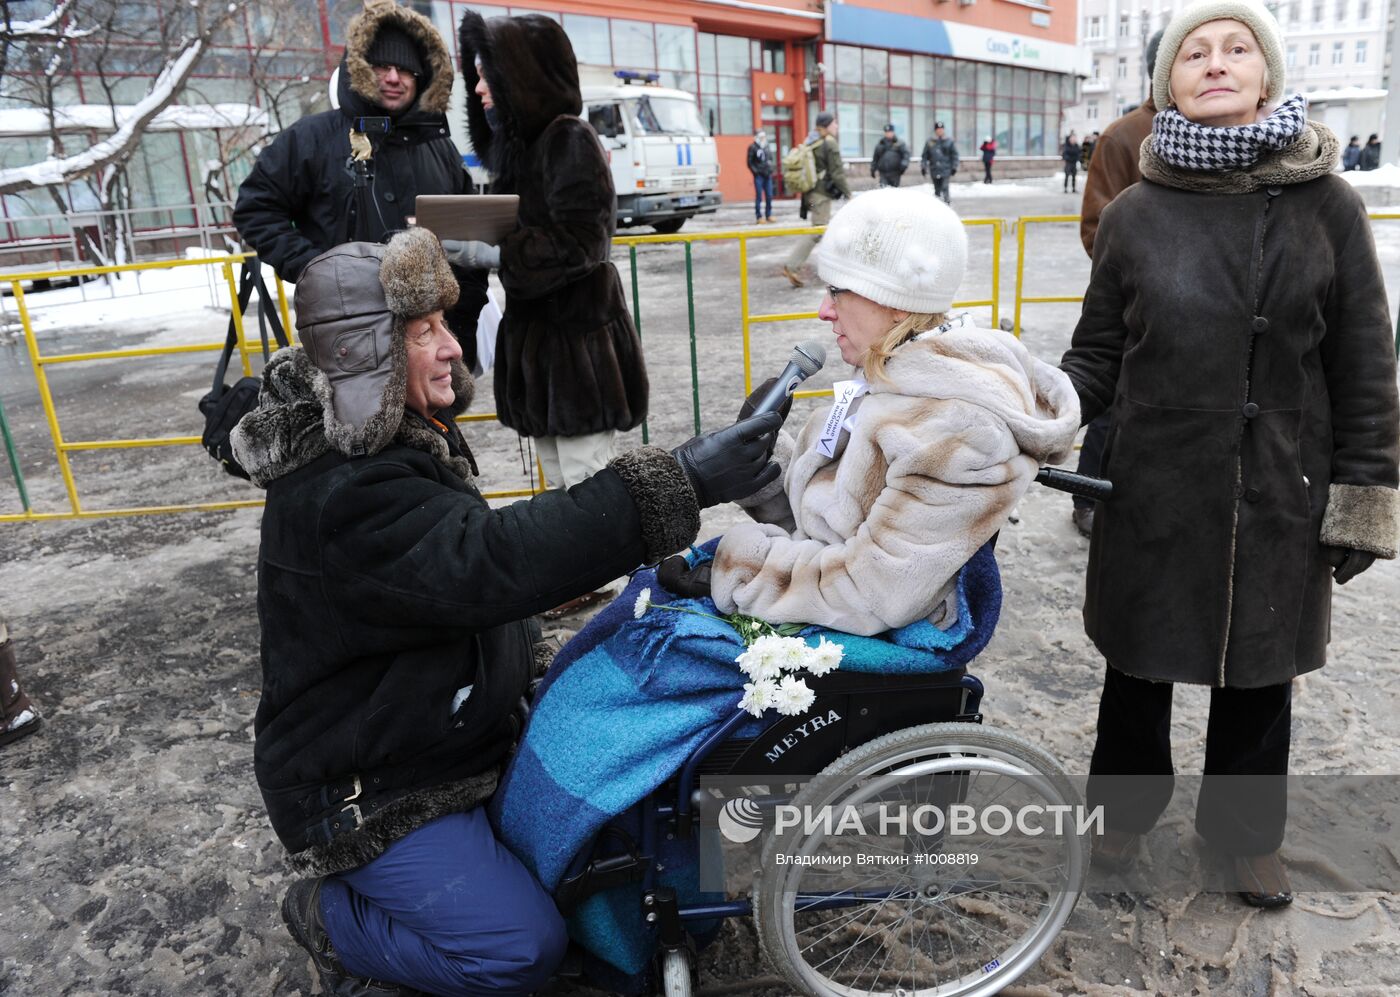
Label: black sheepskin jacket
xmin=236 ymin=348 xmax=698 ymax=873
xmin=459 ymin=10 xmax=648 ymax=438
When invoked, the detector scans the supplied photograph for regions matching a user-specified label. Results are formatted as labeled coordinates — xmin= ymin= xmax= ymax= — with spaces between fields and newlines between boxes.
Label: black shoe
xmin=281 ymin=879 xmax=415 ymax=996
xmin=1234 ymin=852 xmax=1294 ymax=909
xmin=1072 ymin=506 xmax=1094 ymax=538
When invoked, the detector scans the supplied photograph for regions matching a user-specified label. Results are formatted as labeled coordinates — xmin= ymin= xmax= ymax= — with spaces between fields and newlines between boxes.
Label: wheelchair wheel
xmin=754 ymin=722 xmax=1088 ymax=997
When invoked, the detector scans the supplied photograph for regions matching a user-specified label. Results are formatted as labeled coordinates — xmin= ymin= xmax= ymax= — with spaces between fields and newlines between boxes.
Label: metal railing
xmin=1012 ymin=211 xmax=1400 ymax=356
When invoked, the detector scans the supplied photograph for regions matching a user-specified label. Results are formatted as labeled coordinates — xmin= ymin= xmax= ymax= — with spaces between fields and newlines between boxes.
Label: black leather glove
xmin=1325 ymin=546 xmax=1376 ymax=585
xmin=672 ymin=411 xmax=783 ymax=508
xmin=657 ymin=555 xmax=713 ymax=599
xmin=737 ymin=376 xmax=793 ymax=424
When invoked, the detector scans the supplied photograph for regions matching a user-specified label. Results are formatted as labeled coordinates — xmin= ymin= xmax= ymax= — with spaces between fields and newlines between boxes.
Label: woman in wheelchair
xmin=659 ymin=186 xmax=1080 ymax=634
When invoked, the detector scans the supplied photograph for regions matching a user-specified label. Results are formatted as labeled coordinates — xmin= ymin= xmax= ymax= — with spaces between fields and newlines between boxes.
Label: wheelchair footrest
xmin=556 ymin=851 xmax=650 ymax=914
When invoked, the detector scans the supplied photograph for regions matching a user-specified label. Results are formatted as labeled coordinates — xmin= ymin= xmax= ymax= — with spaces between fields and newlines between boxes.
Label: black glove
xmin=1325 ymin=546 xmax=1376 ymax=585
xmin=657 ymin=555 xmax=712 ymax=599
xmin=737 ymin=376 xmax=793 ymax=424
xmin=672 ymin=411 xmax=783 ymax=509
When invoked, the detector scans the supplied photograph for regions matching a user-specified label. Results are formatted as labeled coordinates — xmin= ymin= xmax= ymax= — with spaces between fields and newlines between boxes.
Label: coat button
xmin=338 ymin=346 xmax=348 ymax=357
xmin=1245 ymin=487 xmax=1262 ymax=502
xmin=384 ymin=191 xmax=396 ymax=202
xmin=1251 ymin=316 xmax=1269 ymax=333
xmin=1266 ymin=185 xmax=1282 ymax=196
xmin=1242 ymin=402 xmax=1260 ymax=418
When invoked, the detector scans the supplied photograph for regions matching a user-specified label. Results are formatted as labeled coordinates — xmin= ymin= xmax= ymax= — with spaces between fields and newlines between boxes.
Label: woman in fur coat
xmin=454 ymin=10 xmax=647 ymax=491
xmin=1059 ymin=0 xmax=1399 ymax=907
xmin=662 ymin=187 xmax=1081 ymax=637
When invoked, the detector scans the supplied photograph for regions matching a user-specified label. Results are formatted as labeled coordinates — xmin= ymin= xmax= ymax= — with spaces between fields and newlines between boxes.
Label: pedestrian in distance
xmin=1071 ymin=25 xmax=1166 ymax=539
xmin=920 ymin=122 xmax=960 ymax=203
xmin=979 ymin=136 xmax=996 ymax=183
xmin=657 ymin=187 xmax=1080 ymax=635
xmin=233 ymin=0 xmax=489 ymax=371
xmin=870 ymin=122 xmax=911 ymax=188
xmin=1360 ymin=132 xmax=1382 ymax=170
xmin=1061 ymin=131 xmax=1082 ymax=192
xmin=783 ymin=110 xmax=850 ymax=288
xmin=1342 ymin=134 xmax=1362 ymax=170
xmin=1081 ymin=130 xmax=1099 ymax=169
xmin=0 ymin=612 xmax=41 ymax=748
xmin=230 ymin=228 xmax=784 ymax=997
xmin=1060 ymin=0 xmax=1399 ymax=910
xmin=748 ymin=128 xmax=775 ymax=223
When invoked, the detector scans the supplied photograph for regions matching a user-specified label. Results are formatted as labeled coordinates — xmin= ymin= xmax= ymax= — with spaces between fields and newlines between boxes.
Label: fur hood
xmin=712 ymin=317 xmax=1080 ymax=636
xmin=345 ymin=0 xmax=455 ymax=116
xmin=458 ymin=10 xmax=582 ymax=179
xmin=1140 ymin=120 xmax=1340 ymax=193
xmin=230 ymin=229 xmax=473 ymax=486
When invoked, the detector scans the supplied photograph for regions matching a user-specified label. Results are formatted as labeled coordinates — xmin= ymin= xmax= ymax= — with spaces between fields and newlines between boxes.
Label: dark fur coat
xmin=459 ymin=11 xmax=648 ymax=438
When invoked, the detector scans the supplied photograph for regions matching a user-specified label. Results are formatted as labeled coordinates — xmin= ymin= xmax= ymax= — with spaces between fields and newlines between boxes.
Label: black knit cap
xmin=367 ymin=24 xmax=425 ymax=77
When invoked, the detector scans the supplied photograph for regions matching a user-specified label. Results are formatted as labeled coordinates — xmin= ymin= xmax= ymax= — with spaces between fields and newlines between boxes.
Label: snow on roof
xmin=1302 ymin=87 xmax=1387 ymax=102
xmin=0 ymin=102 xmax=269 ymax=137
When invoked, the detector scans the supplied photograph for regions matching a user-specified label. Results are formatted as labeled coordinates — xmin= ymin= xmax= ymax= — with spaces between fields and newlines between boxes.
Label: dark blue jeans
xmin=320 ymin=809 xmax=568 ymax=996
xmin=753 ymin=173 xmax=773 ymax=219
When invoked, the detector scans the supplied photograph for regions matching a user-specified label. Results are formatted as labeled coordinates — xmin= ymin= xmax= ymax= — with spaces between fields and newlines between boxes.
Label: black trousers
xmin=1072 ymin=413 xmax=1111 ymax=510
xmin=1086 ymin=665 xmax=1292 ymax=856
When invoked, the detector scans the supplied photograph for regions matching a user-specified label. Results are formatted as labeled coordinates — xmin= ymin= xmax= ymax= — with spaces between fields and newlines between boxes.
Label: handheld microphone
xmin=750 ymin=341 xmax=827 ymax=418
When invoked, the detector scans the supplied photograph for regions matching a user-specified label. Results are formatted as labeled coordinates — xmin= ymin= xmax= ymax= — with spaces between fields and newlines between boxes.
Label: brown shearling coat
xmin=1061 ymin=122 xmax=1400 ymax=688
xmin=458 ymin=11 xmax=647 ymax=438
xmin=1079 ymin=101 xmax=1156 ymax=257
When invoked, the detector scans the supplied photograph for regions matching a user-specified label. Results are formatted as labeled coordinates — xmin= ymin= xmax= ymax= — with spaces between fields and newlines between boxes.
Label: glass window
xmin=563 ymin=14 xmax=611 ymax=66
xmin=1337 ymin=0 xmax=1347 ymax=18
xmin=833 ymin=45 xmax=862 ymax=84
xmin=656 ymin=24 xmax=696 ymax=70
xmin=1308 ymin=42 xmax=1320 ymax=65
xmin=628 ymin=94 xmax=707 ymax=134
xmin=1028 ymin=110 xmax=1044 ymax=155
xmin=912 ymin=55 xmax=933 ymax=93
xmin=658 ymin=71 xmax=698 ymax=92
xmin=890 ymin=54 xmax=912 ymax=88
xmin=977 ymin=63 xmax=993 ymax=95
xmin=1331 ymin=41 xmax=1344 ymax=64
xmin=1286 ymin=45 xmax=1297 ymax=67
xmin=863 ymin=103 xmax=887 ymax=156
xmin=1356 ymin=39 xmax=1368 ymax=62
xmin=936 ymin=58 xmax=957 ymax=94
xmin=994 ymin=111 xmax=1010 ymax=151
xmin=700 ymin=90 xmax=719 ymax=134
xmin=1011 ymin=113 xmax=1026 ymax=157
xmin=837 ymin=101 xmax=862 ymax=158
xmin=975 ymin=111 xmax=993 ymax=151
xmin=836 ymin=82 xmax=862 ymax=102
xmin=698 ymin=32 xmax=717 ymax=74
xmin=862 ymin=48 xmax=888 ymax=85
xmin=718 ymin=95 xmax=753 ymax=134
xmin=1013 ymin=67 xmax=1029 ymax=99
xmin=612 ymin=20 xmax=656 ymax=69
xmin=715 ymin=34 xmax=749 ymax=75
xmin=761 ymin=41 xmax=786 ymax=73
xmin=995 ymin=65 xmax=1012 ymax=93
xmin=1360 ymin=0 xmax=1370 ymax=17
xmin=955 ymin=108 xmax=976 ymax=158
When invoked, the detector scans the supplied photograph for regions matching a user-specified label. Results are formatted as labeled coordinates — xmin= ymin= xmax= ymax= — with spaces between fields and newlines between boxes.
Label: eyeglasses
xmin=371 ymin=63 xmax=419 ymax=80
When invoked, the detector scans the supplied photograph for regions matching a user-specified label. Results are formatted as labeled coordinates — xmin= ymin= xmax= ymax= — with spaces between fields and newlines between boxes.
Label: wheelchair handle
xmin=1035 ymin=467 xmax=1112 ymax=501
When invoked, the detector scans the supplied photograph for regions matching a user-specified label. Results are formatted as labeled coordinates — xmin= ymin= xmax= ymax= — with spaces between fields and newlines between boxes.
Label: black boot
xmin=281 ymin=878 xmax=425 ymax=996
xmin=0 ymin=639 xmax=42 ymax=747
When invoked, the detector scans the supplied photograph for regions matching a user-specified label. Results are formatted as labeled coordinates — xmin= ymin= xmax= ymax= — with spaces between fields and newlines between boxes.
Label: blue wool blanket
xmin=490 ymin=539 xmax=1001 ymax=981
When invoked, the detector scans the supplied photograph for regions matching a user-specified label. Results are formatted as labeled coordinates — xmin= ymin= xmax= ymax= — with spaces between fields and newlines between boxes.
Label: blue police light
xmin=614 ymin=69 xmax=660 ymax=84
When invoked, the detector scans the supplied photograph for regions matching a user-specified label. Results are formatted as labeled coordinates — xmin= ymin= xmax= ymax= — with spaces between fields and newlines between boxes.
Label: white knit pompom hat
xmin=817 ymin=187 xmax=967 ymax=314
xmin=1153 ymin=0 xmax=1286 ymax=114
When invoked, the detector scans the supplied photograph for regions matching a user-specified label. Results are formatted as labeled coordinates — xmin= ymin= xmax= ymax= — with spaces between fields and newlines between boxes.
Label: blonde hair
xmin=862 ymin=311 xmax=946 ymax=384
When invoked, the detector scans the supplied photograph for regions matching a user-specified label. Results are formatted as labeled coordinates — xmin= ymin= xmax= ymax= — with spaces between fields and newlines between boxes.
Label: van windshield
xmin=629 ymin=95 xmax=706 ymax=136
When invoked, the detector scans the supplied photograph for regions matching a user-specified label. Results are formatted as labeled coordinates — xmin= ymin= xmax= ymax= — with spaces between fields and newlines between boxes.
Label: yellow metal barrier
xmin=1013 ymin=211 xmax=1400 ymax=340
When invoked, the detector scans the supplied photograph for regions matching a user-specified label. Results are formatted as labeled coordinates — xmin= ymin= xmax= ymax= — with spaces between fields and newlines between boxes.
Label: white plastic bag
xmin=475 ymin=288 xmax=502 ymax=373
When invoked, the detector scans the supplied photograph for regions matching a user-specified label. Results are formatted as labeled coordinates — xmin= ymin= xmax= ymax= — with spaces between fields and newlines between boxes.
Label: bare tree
xmin=0 ymin=0 xmax=244 ymax=265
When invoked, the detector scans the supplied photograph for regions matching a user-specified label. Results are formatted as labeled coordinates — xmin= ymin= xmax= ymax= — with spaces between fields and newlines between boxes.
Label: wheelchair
xmin=553 ymin=469 xmax=1109 ymax=997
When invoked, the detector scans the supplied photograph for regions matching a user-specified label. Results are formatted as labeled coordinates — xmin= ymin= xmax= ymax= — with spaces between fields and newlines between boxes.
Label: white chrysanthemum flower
xmin=738 ymin=679 xmax=777 ymax=717
xmin=633 ymin=588 xmax=652 ymax=620
xmin=773 ymin=675 xmax=816 ymax=716
xmin=804 ymin=636 xmax=844 ymax=676
xmin=736 ymin=634 xmax=787 ymax=682
xmin=776 ymin=636 xmax=811 ymax=672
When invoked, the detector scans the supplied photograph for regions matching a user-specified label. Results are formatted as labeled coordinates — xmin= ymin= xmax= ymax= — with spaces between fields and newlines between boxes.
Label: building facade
xmin=2 ymin=0 xmax=1089 ymax=255
xmin=1064 ymin=0 xmax=1390 ymax=143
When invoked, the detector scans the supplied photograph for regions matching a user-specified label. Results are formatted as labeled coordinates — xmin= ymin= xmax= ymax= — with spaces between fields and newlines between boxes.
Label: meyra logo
xmin=764 ymin=708 xmax=841 ymax=764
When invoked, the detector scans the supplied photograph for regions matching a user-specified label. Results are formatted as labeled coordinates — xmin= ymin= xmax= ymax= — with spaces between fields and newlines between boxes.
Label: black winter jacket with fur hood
xmin=232 ymin=2 xmax=489 ymax=366
xmin=459 ymin=11 xmax=648 ymax=437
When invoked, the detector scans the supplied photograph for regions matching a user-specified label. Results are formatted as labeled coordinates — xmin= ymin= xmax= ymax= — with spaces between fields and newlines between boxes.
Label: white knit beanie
xmin=816 ymin=187 xmax=967 ymax=314
xmin=1153 ymin=0 xmax=1285 ymax=114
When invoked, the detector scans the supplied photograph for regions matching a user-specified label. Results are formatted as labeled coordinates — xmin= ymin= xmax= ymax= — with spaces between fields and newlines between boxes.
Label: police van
xmin=581 ymin=71 xmax=720 ymax=234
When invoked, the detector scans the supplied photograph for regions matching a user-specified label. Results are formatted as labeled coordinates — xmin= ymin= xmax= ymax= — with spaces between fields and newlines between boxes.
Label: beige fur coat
xmin=711 ymin=317 xmax=1080 ymax=636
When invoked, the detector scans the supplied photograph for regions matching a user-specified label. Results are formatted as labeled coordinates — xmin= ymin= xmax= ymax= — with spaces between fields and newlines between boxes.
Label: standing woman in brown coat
xmin=1060 ymin=0 xmax=1399 ymax=907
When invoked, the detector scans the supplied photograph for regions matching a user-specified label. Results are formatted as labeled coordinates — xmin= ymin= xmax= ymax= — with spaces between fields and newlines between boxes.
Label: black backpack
xmin=198 ymin=261 xmax=290 ymax=480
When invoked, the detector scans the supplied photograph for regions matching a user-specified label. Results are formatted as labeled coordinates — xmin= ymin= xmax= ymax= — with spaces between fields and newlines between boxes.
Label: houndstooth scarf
xmin=1151 ymin=92 xmax=1308 ymax=172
